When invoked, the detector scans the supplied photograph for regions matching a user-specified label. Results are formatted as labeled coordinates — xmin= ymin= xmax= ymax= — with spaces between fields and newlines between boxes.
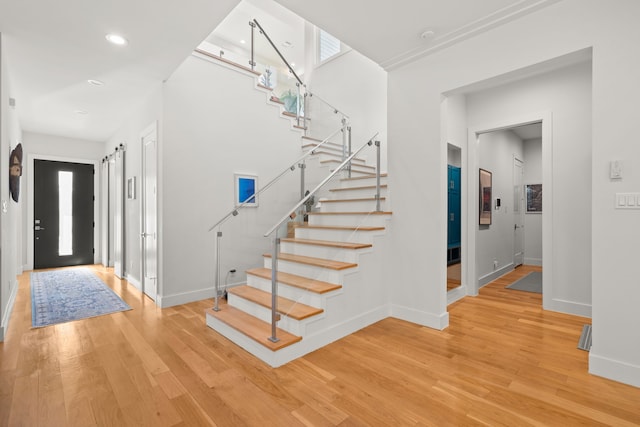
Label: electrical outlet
xmin=493 ymin=260 xmax=498 ymax=270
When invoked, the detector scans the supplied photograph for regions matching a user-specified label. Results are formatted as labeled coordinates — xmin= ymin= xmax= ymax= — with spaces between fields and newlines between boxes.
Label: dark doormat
xmin=506 ymin=271 xmax=542 ymax=293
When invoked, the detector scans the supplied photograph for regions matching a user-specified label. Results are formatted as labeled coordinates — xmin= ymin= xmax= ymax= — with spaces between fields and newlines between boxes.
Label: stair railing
xmin=263 ymin=133 xmax=381 ymax=343
xmin=251 ymin=19 xmax=350 ymax=138
xmin=208 ymin=127 xmax=343 ymax=312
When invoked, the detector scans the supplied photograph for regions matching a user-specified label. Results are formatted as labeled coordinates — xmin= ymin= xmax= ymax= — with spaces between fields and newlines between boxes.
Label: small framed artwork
xmin=479 ymin=168 xmax=492 ymax=225
xmin=127 ymin=177 xmax=136 ymax=200
xmin=234 ymin=173 xmax=258 ymax=206
xmin=526 ymin=184 xmax=542 ymax=213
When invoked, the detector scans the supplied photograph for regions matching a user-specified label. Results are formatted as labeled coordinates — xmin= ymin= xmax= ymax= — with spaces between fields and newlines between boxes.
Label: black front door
xmin=34 ymin=160 xmax=95 ymax=269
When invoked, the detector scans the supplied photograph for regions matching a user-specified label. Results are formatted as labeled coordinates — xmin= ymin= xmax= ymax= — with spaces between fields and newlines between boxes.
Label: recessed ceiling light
xmin=240 ymin=39 xmax=246 ymax=44
xmin=105 ymin=33 xmax=128 ymax=46
xmin=291 ymin=62 xmax=295 ymax=67
xmin=420 ymin=29 xmax=435 ymax=40
xmin=74 ymin=110 xmax=88 ymax=115
xmin=87 ymin=79 xmax=104 ymax=86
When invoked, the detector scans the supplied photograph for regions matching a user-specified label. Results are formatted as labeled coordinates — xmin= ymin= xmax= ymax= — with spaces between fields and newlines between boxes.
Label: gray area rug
xmin=506 ymin=271 xmax=542 ymax=293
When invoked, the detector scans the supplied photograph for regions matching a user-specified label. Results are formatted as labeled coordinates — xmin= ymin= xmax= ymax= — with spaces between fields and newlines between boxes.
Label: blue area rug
xmin=31 ymin=268 xmax=131 ymax=328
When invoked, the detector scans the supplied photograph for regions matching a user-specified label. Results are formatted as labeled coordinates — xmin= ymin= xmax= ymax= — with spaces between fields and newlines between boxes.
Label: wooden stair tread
xmin=264 ymin=252 xmax=357 ymax=270
xmin=330 ymin=185 xmax=388 ymax=192
xmin=280 ymin=238 xmax=372 ymax=250
xmin=321 ymin=159 xmax=375 ymax=170
xmin=298 ymin=225 xmax=385 ymax=231
xmin=282 ymin=111 xmax=309 ymax=120
xmin=308 ymin=211 xmax=393 ymax=216
xmin=247 ymin=267 xmax=341 ymax=294
xmin=321 ymin=197 xmax=386 ymax=203
xmin=270 ymin=95 xmax=284 ymax=104
xmin=308 ymin=150 xmax=366 ymax=163
xmin=228 ymin=285 xmax=323 ymax=320
xmin=194 ymin=49 xmax=260 ymax=76
xmin=206 ymin=306 xmax=301 ymax=351
xmin=302 ymin=142 xmax=344 ymax=151
xmin=341 ymin=173 xmax=388 ymax=181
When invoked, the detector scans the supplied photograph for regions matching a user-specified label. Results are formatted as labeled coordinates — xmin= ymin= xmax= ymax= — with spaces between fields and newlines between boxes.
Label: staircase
xmin=196 ymin=43 xmax=391 ymax=367
xmin=206 ymin=172 xmax=391 ymax=367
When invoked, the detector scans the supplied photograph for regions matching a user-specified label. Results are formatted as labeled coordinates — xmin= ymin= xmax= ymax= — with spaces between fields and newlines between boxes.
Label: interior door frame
xmin=513 ymin=155 xmax=525 ymax=268
xmin=26 ymin=154 xmax=100 ymax=270
xmin=466 ymin=112 xmax=552 ymax=309
xmin=140 ymin=121 xmax=159 ymax=303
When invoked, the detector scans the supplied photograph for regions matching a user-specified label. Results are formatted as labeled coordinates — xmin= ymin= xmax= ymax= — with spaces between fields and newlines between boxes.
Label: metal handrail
xmin=264 ymin=132 xmax=379 ymax=238
xmin=252 ymin=19 xmax=350 ymax=121
xmin=253 ymin=19 xmax=303 ymax=86
xmin=264 ymin=132 xmax=381 ymax=342
xmin=208 ymin=127 xmax=342 ymax=232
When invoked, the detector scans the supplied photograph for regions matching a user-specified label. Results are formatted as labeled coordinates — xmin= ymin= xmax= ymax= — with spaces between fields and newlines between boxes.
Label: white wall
xmin=476 ymin=130 xmax=524 ymax=283
xmin=160 ymin=55 xmax=304 ymax=307
xmin=0 ymin=34 xmax=23 ymax=340
xmin=104 ymin=85 xmax=163 ymax=286
xmin=305 ymin=37 xmax=388 ymax=171
xmin=22 ymin=132 xmax=104 ymax=270
xmin=523 ymin=138 xmax=542 ymax=265
xmin=467 ymin=61 xmax=592 ymax=307
xmin=386 ymin=0 xmax=640 ymax=387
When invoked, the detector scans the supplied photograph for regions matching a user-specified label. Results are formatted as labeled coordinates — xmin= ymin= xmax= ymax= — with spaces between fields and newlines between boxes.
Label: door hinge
xmin=93 ymin=248 xmax=95 ymax=254
xmin=93 ymin=221 xmax=95 ymax=228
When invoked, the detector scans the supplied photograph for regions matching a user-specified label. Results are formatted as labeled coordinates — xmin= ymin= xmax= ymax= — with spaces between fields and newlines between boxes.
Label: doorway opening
xmin=468 ymin=116 xmax=549 ymax=301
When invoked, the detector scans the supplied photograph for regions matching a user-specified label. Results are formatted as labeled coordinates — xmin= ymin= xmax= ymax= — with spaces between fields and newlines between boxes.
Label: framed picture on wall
xmin=479 ymin=168 xmax=492 ymax=225
xmin=234 ymin=173 xmax=258 ymax=207
xmin=526 ymin=183 xmax=542 ymax=213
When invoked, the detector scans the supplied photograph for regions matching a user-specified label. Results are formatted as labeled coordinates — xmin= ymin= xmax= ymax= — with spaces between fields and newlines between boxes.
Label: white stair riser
xmin=329 ymin=187 xmax=388 ymax=199
xmin=294 ymin=227 xmax=384 ymax=243
xmin=329 ymin=166 xmax=376 ymax=176
xmin=279 ymin=241 xmax=370 ymax=263
xmin=317 ymin=153 xmax=367 ymax=166
xmin=338 ymin=177 xmax=387 ymax=189
xmin=227 ymin=293 xmax=314 ymax=336
xmin=246 ymin=275 xmax=327 ymax=307
xmin=307 ymin=213 xmax=391 ymax=228
xmin=263 ymin=258 xmax=352 ymax=283
xmin=320 ymin=199 xmax=386 ymax=213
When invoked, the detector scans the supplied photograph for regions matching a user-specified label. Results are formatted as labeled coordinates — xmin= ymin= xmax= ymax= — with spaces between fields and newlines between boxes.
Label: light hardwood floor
xmin=1 ymin=265 xmax=639 ymax=426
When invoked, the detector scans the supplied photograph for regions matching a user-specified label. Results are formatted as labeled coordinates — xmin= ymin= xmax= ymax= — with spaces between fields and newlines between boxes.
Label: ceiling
xmin=273 ymin=0 xmax=562 ymax=70
xmin=0 ymin=0 xmax=240 ymax=142
xmin=0 ymin=0 xmax=561 ymax=143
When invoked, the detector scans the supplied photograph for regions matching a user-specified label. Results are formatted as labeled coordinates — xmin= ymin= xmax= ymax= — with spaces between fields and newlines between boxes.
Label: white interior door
xmin=513 ymin=157 xmax=525 ymax=267
xmin=142 ymin=126 xmax=158 ymax=302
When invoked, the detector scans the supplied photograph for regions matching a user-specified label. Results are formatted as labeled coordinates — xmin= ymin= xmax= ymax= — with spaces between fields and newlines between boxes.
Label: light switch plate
xmin=610 ymin=160 xmax=623 ymax=179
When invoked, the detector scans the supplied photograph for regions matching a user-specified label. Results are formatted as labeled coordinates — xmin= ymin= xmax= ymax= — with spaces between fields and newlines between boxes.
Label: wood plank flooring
xmin=2 ymin=264 xmax=639 ymax=426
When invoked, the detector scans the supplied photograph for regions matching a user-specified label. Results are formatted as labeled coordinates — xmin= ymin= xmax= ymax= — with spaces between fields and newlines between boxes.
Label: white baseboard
xmin=479 ymin=263 xmax=514 ymax=287
xmin=448 ymin=285 xmax=467 ymax=305
xmin=545 ymin=298 xmax=592 ymax=318
xmin=589 ymin=352 xmax=640 ymax=388
xmin=1 ymin=279 xmax=19 ymax=342
xmin=524 ymin=257 xmax=543 ymax=266
xmin=158 ymin=286 xmax=215 ymax=308
xmin=390 ymin=303 xmax=449 ymax=330
xmin=125 ymin=274 xmax=142 ymax=292
xmin=206 ymin=304 xmax=390 ymax=367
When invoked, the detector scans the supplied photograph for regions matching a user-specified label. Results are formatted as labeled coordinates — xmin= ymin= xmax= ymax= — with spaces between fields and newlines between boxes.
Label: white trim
xmin=466 ymin=112 xmax=552 ymax=300
xmin=547 ymin=298 xmax=591 ymax=318
xmin=0 ymin=279 xmax=19 ymax=342
xmin=478 ymin=263 xmax=514 ymax=287
xmin=390 ymin=304 xmax=449 ymax=330
xmin=125 ymin=274 xmax=142 ymax=292
xmin=158 ymin=286 xmax=215 ymax=308
xmin=447 ymin=284 xmax=468 ymax=305
xmin=589 ymin=353 xmax=640 ymax=388
xmin=26 ymin=153 xmax=100 ymax=270
xmin=524 ymin=257 xmax=543 ymax=266
xmin=140 ymin=121 xmax=159 ymax=304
